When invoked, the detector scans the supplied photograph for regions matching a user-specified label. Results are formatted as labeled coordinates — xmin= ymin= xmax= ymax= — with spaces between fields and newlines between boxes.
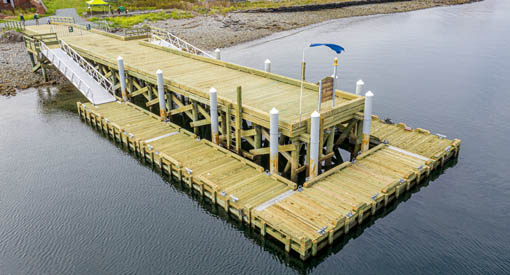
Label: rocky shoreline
xmin=148 ymin=0 xmax=480 ymax=50
xmin=1 ymin=0 xmax=480 ymax=95
xmin=0 ymin=32 xmax=66 ymax=97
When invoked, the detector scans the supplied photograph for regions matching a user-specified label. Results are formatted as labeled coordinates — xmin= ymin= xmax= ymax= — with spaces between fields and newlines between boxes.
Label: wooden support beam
xmin=145 ymin=97 xmax=159 ymax=107
xmin=172 ymin=95 xmax=194 ymax=120
xmin=335 ymin=120 xmax=356 ymax=147
xmin=352 ymin=119 xmax=364 ymax=160
xmin=325 ymin=127 xmax=335 ymax=168
xmin=169 ymin=104 xmax=193 ymax=115
xmin=235 ymin=86 xmax=242 ymax=154
xmin=226 ymin=104 xmax=232 ymax=149
xmin=220 ymin=112 xmax=227 ymax=136
xmin=192 ymin=101 xmax=199 ymax=134
xmin=197 ymin=104 xmax=211 ymax=122
xmin=190 ymin=119 xmax=210 ymax=127
xmin=241 ymin=129 xmax=257 ymax=137
xmin=291 ymin=139 xmax=300 ymax=182
xmin=130 ymin=86 xmax=148 ymax=98
xmin=249 ymin=144 xmax=296 ymax=155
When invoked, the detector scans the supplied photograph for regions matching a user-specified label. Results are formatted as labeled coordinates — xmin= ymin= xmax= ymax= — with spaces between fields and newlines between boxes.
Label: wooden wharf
xmin=19 ymin=21 xmax=462 ymax=260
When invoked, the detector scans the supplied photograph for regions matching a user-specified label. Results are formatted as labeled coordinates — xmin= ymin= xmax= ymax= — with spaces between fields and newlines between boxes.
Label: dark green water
xmin=1 ymin=0 xmax=509 ymax=273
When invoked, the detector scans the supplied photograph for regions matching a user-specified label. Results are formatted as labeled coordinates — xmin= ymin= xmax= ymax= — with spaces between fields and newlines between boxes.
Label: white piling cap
xmin=209 ymin=87 xmax=217 ymax=94
xmin=117 ymin=56 xmax=123 ymax=61
xmin=311 ymin=111 xmax=320 ymax=118
xmin=357 ymin=79 xmax=364 ymax=85
xmin=365 ymin=91 xmax=374 ymax=97
xmin=270 ymin=107 xmax=279 ymax=114
xmin=156 ymin=69 xmax=163 ymax=75
xmin=215 ymin=48 xmax=220 ymax=53
xmin=265 ymin=59 xmax=271 ymax=64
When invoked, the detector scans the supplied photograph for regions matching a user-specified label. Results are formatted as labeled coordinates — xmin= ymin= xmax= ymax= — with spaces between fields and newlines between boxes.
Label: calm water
xmin=1 ymin=0 xmax=510 ymax=273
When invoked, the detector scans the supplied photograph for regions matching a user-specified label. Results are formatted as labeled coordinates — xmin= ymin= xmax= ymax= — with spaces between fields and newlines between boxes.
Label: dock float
xmin=78 ymin=101 xmax=460 ymax=260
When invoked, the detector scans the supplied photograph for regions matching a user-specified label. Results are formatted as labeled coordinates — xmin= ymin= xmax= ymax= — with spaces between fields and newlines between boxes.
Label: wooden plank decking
xmin=78 ymin=100 xmax=460 ymax=260
xmin=78 ymin=100 xmax=296 ymax=222
xmin=27 ymin=24 xmax=363 ymax=136
xmin=370 ymin=115 xmax=462 ymax=167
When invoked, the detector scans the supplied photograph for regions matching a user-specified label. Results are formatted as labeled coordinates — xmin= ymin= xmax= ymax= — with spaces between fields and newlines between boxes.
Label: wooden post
xmin=235 ymin=86 xmax=242 ymax=154
xmin=352 ymin=119 xmax=364 ymax=160
xmin=226 ymin=104 xmax=232 ymax=150
xmin=166 ymin=91 xmax=172 ymax=121
xmin=291 ymin=138 xmax=300 ymax=182
xmin=28 ymin=53 xmax=36 ymax=67
xmin=325 ymin=127 xmax=335 ymax=168
xmin=147 ymin=84 xmax=153 ymax=112
xmin=192 ymin=100 xmax=199 ymax=135
xmin=254 ymin=125 xmax=262 ymax=164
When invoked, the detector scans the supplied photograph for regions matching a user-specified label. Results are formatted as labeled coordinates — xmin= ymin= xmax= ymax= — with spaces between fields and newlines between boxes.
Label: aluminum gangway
xmin=40 ymin=40 xmax=116 ymax=105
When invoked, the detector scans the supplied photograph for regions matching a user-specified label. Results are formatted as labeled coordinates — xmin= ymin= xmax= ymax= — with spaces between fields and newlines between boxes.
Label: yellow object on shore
xmin=86 ymin=0 xmax=108 ymax=6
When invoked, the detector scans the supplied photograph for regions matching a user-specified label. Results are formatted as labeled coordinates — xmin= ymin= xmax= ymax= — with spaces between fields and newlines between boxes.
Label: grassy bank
xmin=89 ymin=10 xmax=193 ymax=28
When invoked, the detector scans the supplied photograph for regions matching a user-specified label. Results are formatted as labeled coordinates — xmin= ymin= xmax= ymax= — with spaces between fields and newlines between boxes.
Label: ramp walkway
xmin=40 ymin=40 xmax=116 ymax=105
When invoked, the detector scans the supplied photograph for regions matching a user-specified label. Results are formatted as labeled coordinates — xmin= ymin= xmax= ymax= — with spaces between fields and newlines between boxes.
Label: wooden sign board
xmin=319 ymin=76 xmax=334 ymax=103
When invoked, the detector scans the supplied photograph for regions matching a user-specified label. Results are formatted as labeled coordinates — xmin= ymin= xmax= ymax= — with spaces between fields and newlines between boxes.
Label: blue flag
xmin=309 ymin=43 xmax=345 ymax=54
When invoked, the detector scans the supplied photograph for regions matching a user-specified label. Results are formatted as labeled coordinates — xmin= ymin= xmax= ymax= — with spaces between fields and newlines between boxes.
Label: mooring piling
xmin=362 ymin=91 xmax=374 ymax=152
xmin=209 ymin=87 xmax=219 ymax=145
xmin=356 ymin=79 xmax=364 ymax=96
xmin=215 ymin=48 xmax=221 ymax=60
xmin=270 ymin=107 xmax=279 ymax=175
xmin=117 ymin=56 xmax=127 ymax=102
xmin=264 ymin=59 xmax=271 ymax=73
xmin=309 ymin=111 xmax=320 ymax=179
xmin=156 ymin=69 xmax=165 ymax=119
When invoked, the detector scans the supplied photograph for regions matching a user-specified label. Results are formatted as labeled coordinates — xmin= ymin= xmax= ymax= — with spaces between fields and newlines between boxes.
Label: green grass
xmin=90 ymin=10 xmax=193 ymax=28
xmin=43 ymin=0 xmax=89 ymax=15
xmin=0 ymin=7 xmax=45 ymax=21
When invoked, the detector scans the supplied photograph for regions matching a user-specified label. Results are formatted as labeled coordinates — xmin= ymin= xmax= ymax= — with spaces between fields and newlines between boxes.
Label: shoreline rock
xmin=147 ymin=0 xmax=480 ymax=50
xmin=0 ymin=31 xmax=67 ymax=97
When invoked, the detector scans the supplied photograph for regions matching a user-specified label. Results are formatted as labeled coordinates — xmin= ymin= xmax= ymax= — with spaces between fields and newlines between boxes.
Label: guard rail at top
xmin=48 ymin=16 xmax=75 ymax=24
xmin=124 ymin=27 xmax=151 ymax=37
xmin=59 ymin=39 xmax=115 ymax=95
xmin=150 ymin=27 xmax=213 ymax=58
xmin=4 ymin=20 xmax=25 ymax=30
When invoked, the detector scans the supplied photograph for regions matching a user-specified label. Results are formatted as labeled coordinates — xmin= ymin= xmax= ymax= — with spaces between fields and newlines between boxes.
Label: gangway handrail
xmin=150 ymin=27 xmax=213 ymax=58
xmin=59 ymin=39 xmax=115 ymax=96
xmin=40 ymin=41 xmax=96 ymax=104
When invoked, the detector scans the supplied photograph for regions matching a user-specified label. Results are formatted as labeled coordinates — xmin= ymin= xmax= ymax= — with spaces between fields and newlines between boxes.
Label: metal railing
xmin=150 ymin=27 xmax=213 ymax=58
xmin=124 ymin=27 xmax=150 ymax=37
xmin=59 ymin=39 xmax=115 ymax=96
xmin=40 ymin=41 xmax=96 ymax=104
xmin=4 ymin=20 xmax=25 ymax=30
xmin=48 ymin=16 xmax=75 ymax=24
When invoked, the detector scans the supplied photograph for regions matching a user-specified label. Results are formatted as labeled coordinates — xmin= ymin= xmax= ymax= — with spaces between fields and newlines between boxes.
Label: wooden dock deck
xmin=26 ymin=24 xmax=363 ymax=136
xmin=78 ymin=101 xmax=460 ymax=260
xmin=77 ymin=100 xmax=295 ymax=222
